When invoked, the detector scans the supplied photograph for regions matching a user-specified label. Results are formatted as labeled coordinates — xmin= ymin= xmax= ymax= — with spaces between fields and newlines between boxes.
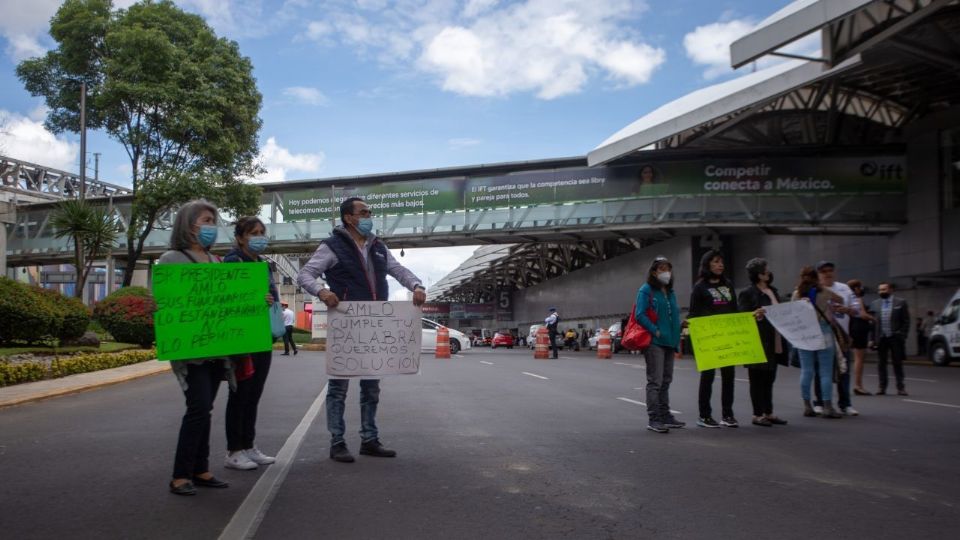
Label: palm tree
xmin=51 ymin=199 xmax=120 ymax=299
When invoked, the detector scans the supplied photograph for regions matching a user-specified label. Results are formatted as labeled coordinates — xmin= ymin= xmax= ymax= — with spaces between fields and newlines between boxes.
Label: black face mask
xmin=879 ymin=292 xmax=891 ymax=299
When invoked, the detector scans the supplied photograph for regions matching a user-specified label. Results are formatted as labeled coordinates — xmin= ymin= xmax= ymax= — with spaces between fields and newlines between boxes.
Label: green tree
xmin=51 ymin=199 xmax=120 ymax=298
xmin=17 ymin=0 xmax=263 ymax=286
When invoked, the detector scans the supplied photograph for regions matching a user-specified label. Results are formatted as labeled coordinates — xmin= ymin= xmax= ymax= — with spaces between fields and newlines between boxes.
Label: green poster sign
xmin=282 ymin=179 xmax=464 ymax=221
xmin=152 ymin=262 xmax=272 ymax=361
xmin=278 ymin=155 xmax=905 ymax=221
xmin=688 ymin=312 xmax=767 ymax=371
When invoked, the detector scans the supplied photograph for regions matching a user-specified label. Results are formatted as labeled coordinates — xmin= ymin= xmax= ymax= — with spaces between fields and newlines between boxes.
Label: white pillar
xmin=105 ymin=255 xmax=115 ymax=295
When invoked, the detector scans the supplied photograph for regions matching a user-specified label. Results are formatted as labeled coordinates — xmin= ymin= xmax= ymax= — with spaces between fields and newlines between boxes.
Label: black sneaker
xmin=360 ymin=439 xmax=397 ymax=458
xmin=697 ymin=417 xmax=720 ymax=428
xmin=329 ymin=443 xmax=355 ymax=463
xmin=720 ymin=416 xmax=739 ymax=428
xmin=646 ymin=421 xmax=669 ymax=433
xmin=663 ymin=417 xmax=686 ymax=429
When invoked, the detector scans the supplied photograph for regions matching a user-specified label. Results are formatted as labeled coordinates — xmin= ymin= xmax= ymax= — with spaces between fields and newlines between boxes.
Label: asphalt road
xmin=1 ymin=348 xmax=958 ymax=539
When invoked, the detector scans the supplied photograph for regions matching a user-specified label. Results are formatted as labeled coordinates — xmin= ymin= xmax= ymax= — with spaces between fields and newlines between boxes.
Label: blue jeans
xmin=799 ymin=322 xmax=835 ymax=402
xmin=326 ymin=379 xmax=380 ymax=446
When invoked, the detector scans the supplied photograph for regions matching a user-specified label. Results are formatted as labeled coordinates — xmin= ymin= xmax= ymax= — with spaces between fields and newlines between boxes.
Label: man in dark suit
xmin=869 ymin=282 xmax=911 ymax=396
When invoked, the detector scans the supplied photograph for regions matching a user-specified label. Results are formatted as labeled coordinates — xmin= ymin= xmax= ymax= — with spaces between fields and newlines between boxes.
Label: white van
xmin=928 ymin=288 xmax=960 ymax=366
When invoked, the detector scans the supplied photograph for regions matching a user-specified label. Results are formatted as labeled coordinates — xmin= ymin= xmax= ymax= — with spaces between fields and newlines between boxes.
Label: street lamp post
xmin=79 ymin=81 xmax=86 ymax=200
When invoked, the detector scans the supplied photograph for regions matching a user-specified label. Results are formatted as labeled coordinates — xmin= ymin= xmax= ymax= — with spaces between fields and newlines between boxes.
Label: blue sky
xmin=0 ymin=0 xmax=793 ymax=184
xmin=0 ymin=0 xmax=797 ymax=295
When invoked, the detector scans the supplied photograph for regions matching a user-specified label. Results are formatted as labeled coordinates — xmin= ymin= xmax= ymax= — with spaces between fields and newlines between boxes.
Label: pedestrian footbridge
xmin=4 ymin=152 xmax=906 ymax=267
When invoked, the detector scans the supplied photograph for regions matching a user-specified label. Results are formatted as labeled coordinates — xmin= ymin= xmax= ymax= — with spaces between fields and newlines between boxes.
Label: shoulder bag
xmin=622 ymin=292 xmax=657 ymax=351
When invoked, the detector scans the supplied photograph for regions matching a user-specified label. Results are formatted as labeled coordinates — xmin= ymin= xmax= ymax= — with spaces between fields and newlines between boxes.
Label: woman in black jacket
xmin=689 ymin=249 xmax=739 ymax=428
xmin=222 ymin=216 xmax=280 ymax=471
xmin=738 ymin=258 xmax=788 ymax=427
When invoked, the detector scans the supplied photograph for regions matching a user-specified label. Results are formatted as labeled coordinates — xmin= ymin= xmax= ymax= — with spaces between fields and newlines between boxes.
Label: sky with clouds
xmin=0 ymin=0 xmax=799 ymax=297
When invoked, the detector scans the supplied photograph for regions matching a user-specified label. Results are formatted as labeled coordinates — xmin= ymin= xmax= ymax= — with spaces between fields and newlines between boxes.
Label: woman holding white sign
xmin=737 ymin=258 xmax=787 ymax=427
xmin=791 ymin=267 xmax=844 ymax=419
xmin=158 ymin=199 xmax=233 ymax=496
xmin=222 ymin=216 xmax=280 ymax=471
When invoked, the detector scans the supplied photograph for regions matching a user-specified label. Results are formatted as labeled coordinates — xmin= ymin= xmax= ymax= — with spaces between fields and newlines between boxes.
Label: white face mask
xmin=657 ymin=271 xmax=671 ymax=285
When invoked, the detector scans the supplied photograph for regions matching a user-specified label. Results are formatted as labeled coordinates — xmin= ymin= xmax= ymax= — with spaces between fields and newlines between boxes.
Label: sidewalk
xmin=0 ymin=360 xmax=170 ymax=408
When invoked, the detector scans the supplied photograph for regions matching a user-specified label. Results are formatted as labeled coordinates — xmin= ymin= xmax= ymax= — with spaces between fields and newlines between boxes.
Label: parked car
xmin=421 ymin=319 xmax=472 ymax=354
xmin=528 ymin=324 xmax=545 ymax=349
xmin=609 ymin=321 xmax=624 ymax=353
xmin=588 ymin=329 xmax=603 ymax=350
xmin=929 ymin=288 xmax=960 ymax=366
xmin=491 ymin=331 xmax=515 ymax=349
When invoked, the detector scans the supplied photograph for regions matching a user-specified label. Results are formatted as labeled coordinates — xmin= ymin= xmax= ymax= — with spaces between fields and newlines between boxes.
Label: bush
xmin=30 ymin=286 xmax=91 ymax=341
xmin=0 ymin=278 xmax=58 ymax=344
xmin=93 ymin=288 xmax=157 ymax=347
xmin=0 ymin=349 xmax=155 ymax=387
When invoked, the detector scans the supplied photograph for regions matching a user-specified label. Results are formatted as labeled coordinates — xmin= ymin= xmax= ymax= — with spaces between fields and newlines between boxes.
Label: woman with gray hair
xmin=158 ymin=199 xmax=234 ymax=496
xmin=738 ymin=258 xmax=788 ymax=427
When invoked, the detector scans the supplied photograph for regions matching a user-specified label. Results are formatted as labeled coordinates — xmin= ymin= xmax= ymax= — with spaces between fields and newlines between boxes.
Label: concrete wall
xmin=511 ymin=236 xmax=693 ymax=329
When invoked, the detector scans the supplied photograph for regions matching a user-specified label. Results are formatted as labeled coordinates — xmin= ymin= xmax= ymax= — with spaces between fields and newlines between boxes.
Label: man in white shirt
xmin=281 ymin=302 xmax=297 ymax=356
xmin=815 ymin=261 xmax=858 ymax=416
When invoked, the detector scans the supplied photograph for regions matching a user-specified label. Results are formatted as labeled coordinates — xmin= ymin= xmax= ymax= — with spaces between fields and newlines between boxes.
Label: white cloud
xmin=283 ymin=86 xmax=329 ymax=106
xmin=0 ymin=109 xmax=78 ymax=171
xmin=28 ymin=103 xmax=49 ymax=122
xmin=448 ymin=137 xmax=481 ymax=149
xmin=252 ymin=136 xmax=325 ymax=183
xmin=307 ymin=0 xmax=664 ymax=100
xmin=684 ymin=17 xmax=823 ymax=80
xmin=683 ymin=19 xmax=756 ymax=80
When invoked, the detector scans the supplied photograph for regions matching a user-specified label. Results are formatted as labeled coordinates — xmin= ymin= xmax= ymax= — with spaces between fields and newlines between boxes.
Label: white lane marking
xmin=617 ymin=397 xmax=682 ymax=415
xmin=455 ymin=354 xmax=465 ymax=358
xmin=865 ymin=374 xmax=937 ymax=383
xmin=522 ymin=372 xmax=550 ymax=380
xmin=218 ymin=383 xmax=328 ymax=540
xmin=902 ymin=399 xmax=960 ymax=409
xmin=735 ymin=378 xmax=750 ymax=383
xmin=614 ymin=362 xmax=632 ymax=366
xmin=479 ymin=361 xmax=494 ymax=365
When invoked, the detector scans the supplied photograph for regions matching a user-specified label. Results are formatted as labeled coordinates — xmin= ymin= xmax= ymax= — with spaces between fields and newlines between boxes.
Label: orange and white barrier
xmin=597 ymin=330 xmax=612 ymax=359
xmin=435 ymin=326 xmax=451 ymax=359
xmin=534 ymin=326 xmax=550 ymax=359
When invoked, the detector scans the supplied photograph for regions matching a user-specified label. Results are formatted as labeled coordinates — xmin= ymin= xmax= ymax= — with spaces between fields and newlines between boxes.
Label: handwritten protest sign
xmin=152 ymin=262 xmax=272 ymax=361
xmin=762 ymin=301 xmax=827 ymax=351
xmin=688 ymin=312 xmax=766 ymax=371
xmin=326 ymin=301 xmax=422 ymax=377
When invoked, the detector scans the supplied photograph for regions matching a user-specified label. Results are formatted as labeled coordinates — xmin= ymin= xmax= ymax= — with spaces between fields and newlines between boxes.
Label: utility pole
xmin=93 ymin=152 xmax=100 ymax=183
xmin=79 ymin=81 xmax=86 ymax=200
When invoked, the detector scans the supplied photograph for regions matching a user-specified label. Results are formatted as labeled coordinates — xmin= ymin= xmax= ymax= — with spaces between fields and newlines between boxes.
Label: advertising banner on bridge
xmin=279 ymin=155 xmax=905 ymax=221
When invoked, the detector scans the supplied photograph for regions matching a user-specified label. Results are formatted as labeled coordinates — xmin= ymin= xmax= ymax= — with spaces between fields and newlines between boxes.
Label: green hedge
xmin=0 ymin=278 xmax=76 ymax=344
xmin=31 ymin=286 xmax=91 ymax=341
xmin=93 ymin=287 xmax=156 ymax=347
xmin=0 ymin=349 xmax=156 ymax=387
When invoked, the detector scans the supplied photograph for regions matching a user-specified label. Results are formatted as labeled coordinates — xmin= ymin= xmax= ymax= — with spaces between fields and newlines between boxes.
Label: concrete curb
xmin=0 ymin=360 xmax=171 ymax=409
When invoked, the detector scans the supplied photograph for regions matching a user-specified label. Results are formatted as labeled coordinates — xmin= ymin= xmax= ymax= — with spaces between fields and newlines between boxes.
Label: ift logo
xmin=860 ymin=161 xmax=904 ymax=180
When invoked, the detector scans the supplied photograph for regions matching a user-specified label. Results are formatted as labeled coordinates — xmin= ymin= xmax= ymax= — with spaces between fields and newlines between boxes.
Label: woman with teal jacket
xmin=635 ymin=256 xmax=683 ymax=434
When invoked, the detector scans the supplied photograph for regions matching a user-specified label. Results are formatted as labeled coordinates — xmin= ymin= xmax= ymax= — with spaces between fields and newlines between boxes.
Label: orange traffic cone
xmin=597 ymin=330 xmax=612 ymax=359
xmin=534 ymin=326 xmax=550 ymax=359
xmin=435 ymin=326 xmax=451 ymax=359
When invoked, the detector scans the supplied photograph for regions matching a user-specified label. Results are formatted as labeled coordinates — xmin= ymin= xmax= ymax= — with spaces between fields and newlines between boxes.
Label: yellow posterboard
xmin=688 ymin=312 xmax=766 ymax=371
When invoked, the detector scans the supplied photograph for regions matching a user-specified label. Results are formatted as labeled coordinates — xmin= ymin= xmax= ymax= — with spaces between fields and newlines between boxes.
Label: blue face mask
xmin=356 ymin=217 xmax=374 ymax=237
xmin=247 ymin=235 xmax=268 ymax=253
xmin=197 ymin=225 xmax=218 ymax=248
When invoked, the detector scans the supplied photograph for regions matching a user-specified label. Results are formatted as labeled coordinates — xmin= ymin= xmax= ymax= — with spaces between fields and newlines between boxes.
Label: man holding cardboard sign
xmin=298 ymin=197 xmax=426 ymax=463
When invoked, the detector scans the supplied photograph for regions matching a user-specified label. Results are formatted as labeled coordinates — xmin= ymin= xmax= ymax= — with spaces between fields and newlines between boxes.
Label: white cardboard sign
xmin=326 ymin=301 xmax=422 ymax=377
xmin=763 ymin=300 xmax=827 ymax=351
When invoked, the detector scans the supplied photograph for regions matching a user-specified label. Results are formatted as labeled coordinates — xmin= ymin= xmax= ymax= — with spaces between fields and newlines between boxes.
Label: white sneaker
xmin=813 ymin=405 xmax=824 ymax=415
xmin=842 ymin=407 xmax=859 ymax=416
xmin=245 ymin=447 xmax=276 ymax=465
xmin=225 ymin=451 xmax=258 ymax=470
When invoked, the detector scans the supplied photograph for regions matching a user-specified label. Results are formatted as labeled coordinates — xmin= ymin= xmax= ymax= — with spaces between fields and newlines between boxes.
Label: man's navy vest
xmin=321 ymin=227 xmax=389 ymax=301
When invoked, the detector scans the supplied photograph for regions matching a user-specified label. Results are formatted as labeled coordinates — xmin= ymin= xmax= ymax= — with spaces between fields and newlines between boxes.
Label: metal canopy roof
xmin=589 ymin=1 xmax=960 ymax=164
xmin=730 ymin=0 xmax=874 ymax=68
xmin=587 ymin=56 xmax=863 ymax=166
